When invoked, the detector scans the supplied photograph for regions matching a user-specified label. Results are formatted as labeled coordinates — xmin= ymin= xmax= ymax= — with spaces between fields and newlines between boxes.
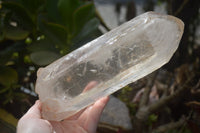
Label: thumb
xmin=23 ymin=100 xmax=42 ymax=119
xmin=17 ymin=100 xmax=53 ymax=133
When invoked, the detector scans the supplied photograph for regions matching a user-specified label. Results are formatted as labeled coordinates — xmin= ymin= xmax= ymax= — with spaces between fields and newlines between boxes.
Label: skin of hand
xmin=17 ymin=82 xmax=109 ymax=133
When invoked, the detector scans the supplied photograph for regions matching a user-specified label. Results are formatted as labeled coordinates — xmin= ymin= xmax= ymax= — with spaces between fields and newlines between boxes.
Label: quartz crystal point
xmin=35 ymin=12 xmax=184 ymax=121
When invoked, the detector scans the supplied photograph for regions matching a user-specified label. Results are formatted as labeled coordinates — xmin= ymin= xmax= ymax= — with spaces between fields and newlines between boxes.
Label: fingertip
xmin=83 ymin=81 xmax=98 ymax=92
xmin=24 ymin=100 xmax=42 ymax=119
xmin=91 ymin=96 xmax=110 ymax=115
xmin=103 ymin=96 xmax=110 ymax=102
xmin=35 ymin=100 xmax=42 ymax=110
xmin=79 ymin=96 xmax=110 ymax=133
xmin=97 ymin=96 xmax=110 ymax=105
xmin=35 ymin=100 xmax=40 ymax=104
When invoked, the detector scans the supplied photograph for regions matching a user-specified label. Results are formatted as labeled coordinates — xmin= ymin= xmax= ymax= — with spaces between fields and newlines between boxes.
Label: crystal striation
xmin=35 ymin=12 xmax=184 ymax=121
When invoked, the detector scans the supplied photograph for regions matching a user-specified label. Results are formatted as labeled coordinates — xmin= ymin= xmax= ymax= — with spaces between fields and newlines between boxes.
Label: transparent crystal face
xmin=35 ymin=12 xmax=184 ymax=121
xmin=57 ymin=40 xmax=154 ymax=99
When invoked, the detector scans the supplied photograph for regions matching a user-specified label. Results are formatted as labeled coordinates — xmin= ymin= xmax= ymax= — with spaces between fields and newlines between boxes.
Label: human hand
xmin=17 ymin=82 xmax=109 ymax=133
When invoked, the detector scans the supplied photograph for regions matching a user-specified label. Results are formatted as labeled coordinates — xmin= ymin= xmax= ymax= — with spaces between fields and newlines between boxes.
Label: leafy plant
xmin=0 ymin=0 xmax=102 ymax=106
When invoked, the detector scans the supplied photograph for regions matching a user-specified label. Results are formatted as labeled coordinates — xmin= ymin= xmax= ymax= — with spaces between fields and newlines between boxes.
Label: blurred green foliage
xmin=0 ymin=108 xmax=18 ymax=133
xmin=147 ymin=114 xmax=158 ymax=126
xmin=117 ymin=85 xmax=138 ymax=116
xmin=0 ymin=0 xmax=102 ymax=105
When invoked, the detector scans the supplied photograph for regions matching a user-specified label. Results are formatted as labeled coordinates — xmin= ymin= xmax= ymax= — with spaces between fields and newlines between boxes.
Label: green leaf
xmin=72 ymin=27 xmax=102 ymax=49
xmin=46 ymin=0 xmax=62 ymax=23
xmin=0 ymin=66 xmax=18 ymax=87
xmin=30 ymin=51 xmax=61 ymax=66
xmin=57 ymin=0 xmax=80 ymax=29
xmin=2 ymin=2 xmax=34 ymax=28
xmin=0 ymin=108 xmax=18 ymax=128
xmin=0 ymin=87 xmax=9 ymax=94
xmin=0 ymin=42 xmax=25 ymax=65
xmin=5 ymin=26 xmax=29 ymax=40
xmin=73 ymin=2 xmax=95 ymax=35
xmin=18 ymin=0 xmax=45 ymax=14
xmin=149 ymin=114 xmax=158 ymax=122
xmin=43 ymin=22 xmax=68 ymax=45
xmin=73 ymin=18 xmax=100 ymax=44
xmin=27 ymin=39 xmax=59 ymax=53
xmin=148 ymin=114 xmax=158 ymax=126
xmin=38 ymin=15 xmax=68 ymax=48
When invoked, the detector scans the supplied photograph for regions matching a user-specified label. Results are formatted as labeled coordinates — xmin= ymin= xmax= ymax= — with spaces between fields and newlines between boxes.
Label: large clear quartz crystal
xmin=35 ymin=12 xmax=184 ymax=121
